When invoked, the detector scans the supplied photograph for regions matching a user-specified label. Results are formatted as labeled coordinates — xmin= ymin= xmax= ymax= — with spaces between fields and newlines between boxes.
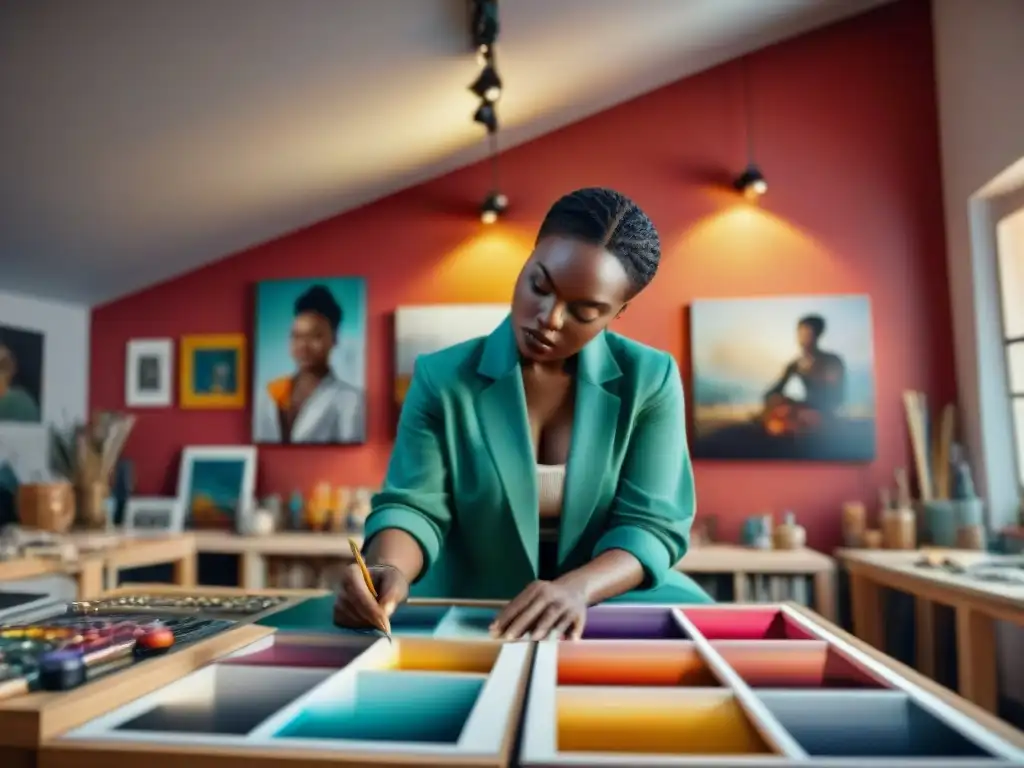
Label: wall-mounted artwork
xmin=180 ymin=334 xmax=246 ymax=409
xmin=690 ymin=294 xmax=876 ymax=462
xmin=253 ymin=277 xmax=367 ymax=444
xmin=176 ymin=446 xmax=257 ymax=531
xmin=125 ymin=338 xmax=173 ymax=408
xmin=394 ymin=304 xmax=508 ymax=405
xmin=0 ymin=323 xmax=43 ymax=424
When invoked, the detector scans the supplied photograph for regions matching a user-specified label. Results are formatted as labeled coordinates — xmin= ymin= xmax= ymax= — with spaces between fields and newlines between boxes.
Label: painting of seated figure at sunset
xmin=690 ymin=294 xmax=876 ymax=462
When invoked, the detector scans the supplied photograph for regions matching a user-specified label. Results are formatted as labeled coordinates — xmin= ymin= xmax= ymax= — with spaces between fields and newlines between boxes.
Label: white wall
xmin=932 ymin=0 xmax=1024 ymax=710
xmin=0 ymin=289 xmax=90 ymax=482
xmin=933 ymin=0 xmax=1024 ymax=527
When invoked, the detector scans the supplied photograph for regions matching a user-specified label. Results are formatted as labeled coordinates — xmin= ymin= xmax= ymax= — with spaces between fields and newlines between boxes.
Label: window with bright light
xmin=998 ymin=206 xmax=1024 ymax=488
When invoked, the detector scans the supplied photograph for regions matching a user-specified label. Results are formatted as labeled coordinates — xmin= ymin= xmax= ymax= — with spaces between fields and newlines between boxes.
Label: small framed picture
xmin=177 ymin=445 xmax=257 ymax=531
xmin=125 ymin=339 xmax=173 ymax=407
xmin=180 ymin=334 xmax=247 ymax=409
xmin=124 ymin=496 xmax=185 ymax=536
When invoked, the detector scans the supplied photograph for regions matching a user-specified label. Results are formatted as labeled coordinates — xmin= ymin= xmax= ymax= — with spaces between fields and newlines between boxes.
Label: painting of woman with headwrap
xmin=252 ymin=278 xmax=367 ymax=444
xmin=0 ymin=324 xmax=43 ymax=424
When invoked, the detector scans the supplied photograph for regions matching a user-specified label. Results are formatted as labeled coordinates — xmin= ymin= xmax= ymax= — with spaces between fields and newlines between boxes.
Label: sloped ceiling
xmin=0 ymin=0 xmax=892 ymax=305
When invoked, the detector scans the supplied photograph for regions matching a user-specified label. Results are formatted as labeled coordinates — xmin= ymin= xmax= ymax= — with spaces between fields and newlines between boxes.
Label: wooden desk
xmin=1 ymin=534 xmax=198 ymax=599
xmin=836 ymin=548 xmax=1024 ymax=714
xmin=194 ymin=532 xmax=836 ymax=620
xmin=0 ymin=555 xmax=104 ymax=599
xmin=194 ymin=530 xmax=354 ymax=590
xmin=680 ymin=544 xmax=836 ymax=620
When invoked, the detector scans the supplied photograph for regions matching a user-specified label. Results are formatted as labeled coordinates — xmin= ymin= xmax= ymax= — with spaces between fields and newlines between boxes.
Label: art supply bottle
xmin=882 ymin=507 xmax=916 ymax=550
xmin=773 ymin=511 xmax=806 ymax=550
xmin=841 ymin=501 xmax=866 ymax=547
xmin=288 ymin=490 xmax=304 ymax=530
xmin=754 ymin=514 xmax=773 ymax=550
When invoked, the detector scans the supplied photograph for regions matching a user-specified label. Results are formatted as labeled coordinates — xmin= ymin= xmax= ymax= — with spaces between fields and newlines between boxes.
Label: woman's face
xmin=290 ymin=312 xmax=335 ymax=372
xmin=511 ymin=236 xmax=634 ymax=363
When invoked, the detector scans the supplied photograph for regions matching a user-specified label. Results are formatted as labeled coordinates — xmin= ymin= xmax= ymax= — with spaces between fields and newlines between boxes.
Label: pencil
xmin=348 ymin=538 xmax=391 ymax=641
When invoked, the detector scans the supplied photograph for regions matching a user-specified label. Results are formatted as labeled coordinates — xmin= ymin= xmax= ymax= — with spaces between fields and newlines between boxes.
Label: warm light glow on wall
xmin=425 ymin=226 xmax=533 ymax=299
xmin=672 ymin=203 xmax=836 ymax=276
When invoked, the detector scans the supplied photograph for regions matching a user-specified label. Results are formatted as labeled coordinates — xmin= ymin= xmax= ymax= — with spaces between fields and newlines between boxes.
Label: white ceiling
xmin=0 ymin=0 xmax=892 ymax=306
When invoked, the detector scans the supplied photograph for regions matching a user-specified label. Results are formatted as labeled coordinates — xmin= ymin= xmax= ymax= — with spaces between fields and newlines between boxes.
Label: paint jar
xmin=841 ymin=501 xmax=867 ymax=547
xmin=882 ymin=507 xmax=916 ymax=550
xmin=956 ymin=524 xmax=986 ymax=550
xmin=863 ymin=529 xmax=883 ymax=549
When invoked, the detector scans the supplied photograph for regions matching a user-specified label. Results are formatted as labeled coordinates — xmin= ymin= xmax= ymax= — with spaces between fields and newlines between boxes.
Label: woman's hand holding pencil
xmin=333 ymin=539 xmax=409 ymax=639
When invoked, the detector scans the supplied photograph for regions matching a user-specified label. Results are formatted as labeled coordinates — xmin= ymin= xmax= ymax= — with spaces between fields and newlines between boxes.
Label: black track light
xmin=473 ymin=101 xmax=498 ymax=133
xmin=733 ymin=163 xmax=768 ymax=199
xmin=480 ymin=191 xmax=508 ymax=224
xmin=469 ymin=65 xmax=502 ymax=103
xmin=471 ymin=0 xmax=499 ymax=49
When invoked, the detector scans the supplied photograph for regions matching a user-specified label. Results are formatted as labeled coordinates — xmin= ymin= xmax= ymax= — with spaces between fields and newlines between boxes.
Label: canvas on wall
xmin=690 ymin=294 xmax=876 ymax=462
xmin=125 ymin=338 xmax=173 ymax=408
xmin=394 ymin=304 xmax=508 ymax=405
xmin=180 ymin=334 xmax=246 ymax=409
xmin=253 ymin=277 xmax=367 ymax=444
xmin=0 ymin=323 xmax=43 ymax=424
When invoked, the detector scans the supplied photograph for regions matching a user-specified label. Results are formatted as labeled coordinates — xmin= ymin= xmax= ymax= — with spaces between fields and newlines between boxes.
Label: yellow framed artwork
xmin=179 ymin=334 xmax=247 ymax=409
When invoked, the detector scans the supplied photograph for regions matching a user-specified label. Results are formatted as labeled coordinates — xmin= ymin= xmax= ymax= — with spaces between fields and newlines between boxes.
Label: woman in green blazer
xmin=334 ymin=187 xmax=712 ymax=641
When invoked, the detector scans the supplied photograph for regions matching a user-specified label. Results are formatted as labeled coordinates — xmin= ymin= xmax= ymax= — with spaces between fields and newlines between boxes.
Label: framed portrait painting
xmin=125 ymin=338 xmax=173 ymax=407
xmin=252 ymin=277 xmax=367 ymax=445
xmin=690 ymin=294 xmax=876 ymax=462
xmin=0 ymin=323 xmax=44 ymax=424
xmin=179 ymin=334 xmax=247 ymax=409
xmin=176 ymin=446 xmax=257 ymax=531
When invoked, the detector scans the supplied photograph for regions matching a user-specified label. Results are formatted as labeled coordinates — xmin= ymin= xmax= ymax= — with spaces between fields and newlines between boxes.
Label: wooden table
xmin=194 ymin=532 xmax=836 ymax=620
xmin=193 ymin=530 xmax=353 ymax=590
xmin=0 ymin=555 xmax=104 ymax=600
xmin=7 ymin=590 xmax=1023 ymax=767
xmin=681 ymin=544 xmax=836 ymax=621
xmin=0 ymin=533 xmax=198 ymax=599
xmin=836 ymin=548 xmax=1024 ymax=714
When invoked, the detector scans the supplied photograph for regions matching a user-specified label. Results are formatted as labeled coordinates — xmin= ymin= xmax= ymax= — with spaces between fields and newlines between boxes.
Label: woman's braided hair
xmin=536 ymin=187 xmax=661 ymax=295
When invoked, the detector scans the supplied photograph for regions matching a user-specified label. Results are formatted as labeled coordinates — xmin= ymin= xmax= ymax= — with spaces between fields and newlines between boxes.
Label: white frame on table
xmin=123 ymin=496 xmax=186 ymax=537
xmin=176 ymin=446 xmax=258 ymax=532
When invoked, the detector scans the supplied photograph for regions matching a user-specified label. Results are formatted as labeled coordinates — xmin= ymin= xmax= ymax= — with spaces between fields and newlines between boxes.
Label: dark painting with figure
xmin=0 ymin=324 xmax=43 ymax=424
xmin=690 ymin=295 xmax=876 ymax=462
xmin=136 ymin=355 xmax=162 ymax=392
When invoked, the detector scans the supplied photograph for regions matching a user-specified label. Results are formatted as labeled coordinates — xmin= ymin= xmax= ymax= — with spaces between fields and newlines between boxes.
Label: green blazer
xmin=364 ymin=317 xmax=712 ymax=605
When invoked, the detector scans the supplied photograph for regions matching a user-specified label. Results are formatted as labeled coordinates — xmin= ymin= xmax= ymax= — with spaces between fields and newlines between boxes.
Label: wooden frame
xmin=179 ymin=334 xmax=247 ymax=409
xmin=519 ymin=602 xmax=1024 ymax=766
xmin=125 ymin=338 xmax=173 ymax=407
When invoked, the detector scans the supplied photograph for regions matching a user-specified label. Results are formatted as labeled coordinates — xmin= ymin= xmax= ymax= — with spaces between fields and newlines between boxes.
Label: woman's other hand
xmin=333 ymin=563 xmax=409 ymax=631
xmin=490 ymin=579 xmax=588 ymax=641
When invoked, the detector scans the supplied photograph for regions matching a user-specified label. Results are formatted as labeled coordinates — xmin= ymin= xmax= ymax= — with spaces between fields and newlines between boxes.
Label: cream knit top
xmin=537 ymin=464 xmax=566 ymax=542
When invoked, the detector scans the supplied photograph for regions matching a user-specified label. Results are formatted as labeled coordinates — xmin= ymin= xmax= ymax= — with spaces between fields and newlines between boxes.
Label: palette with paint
xmin=23 ymin=596 xmax=1024 ymax=768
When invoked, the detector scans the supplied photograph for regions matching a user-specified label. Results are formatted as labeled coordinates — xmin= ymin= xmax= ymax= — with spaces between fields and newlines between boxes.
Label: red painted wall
xmin=90 ymin=0 xmax=953 ymax=551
